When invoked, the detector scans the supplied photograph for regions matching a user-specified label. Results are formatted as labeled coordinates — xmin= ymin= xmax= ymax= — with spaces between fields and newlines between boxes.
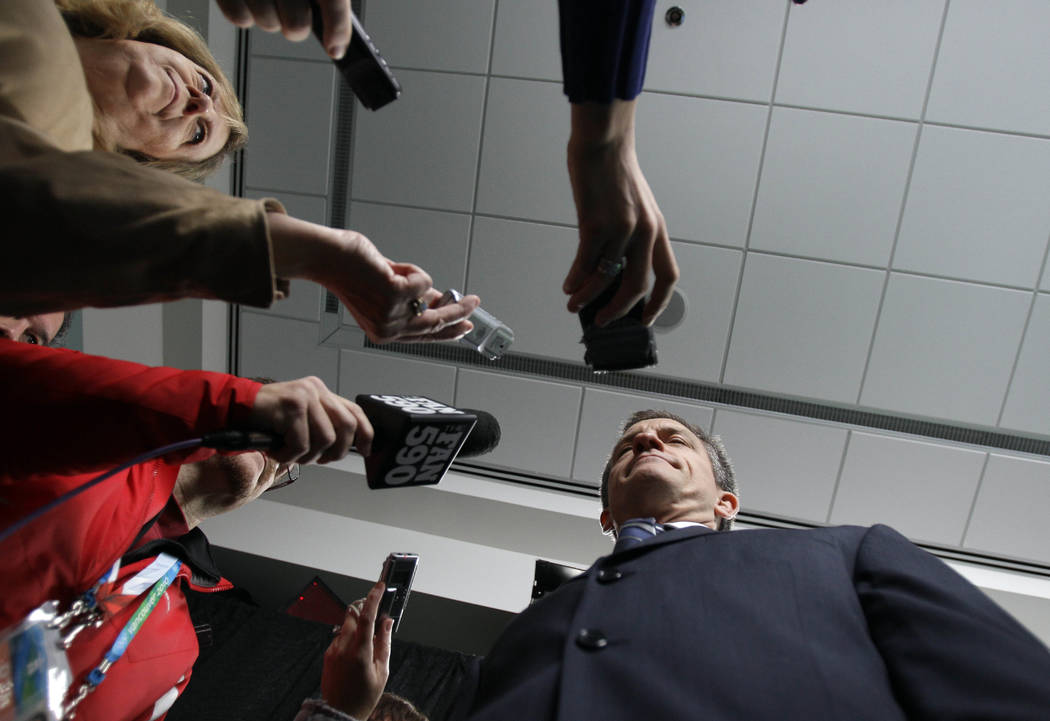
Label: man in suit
xmin=461 ymin=409 xmax=1050 ymax=720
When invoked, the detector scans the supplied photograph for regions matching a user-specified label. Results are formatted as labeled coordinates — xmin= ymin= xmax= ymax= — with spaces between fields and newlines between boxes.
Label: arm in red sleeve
xmin=0 ymin=340 xmax=261 ymax=480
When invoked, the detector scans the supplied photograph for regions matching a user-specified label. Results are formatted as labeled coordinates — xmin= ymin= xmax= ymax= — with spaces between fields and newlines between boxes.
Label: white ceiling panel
xmin=244 ymin=57 xmax=334 ymax=194
xmin=455 ymin=369 xmax=582 ymax=479
xmin=644 ymin=0 xmax=784 ymax=102
xmin=1042 ymin=263 xmax=1050 ymax=292
xmin=724 ymin=254 xmax=884 ymax=403
xmin=894 ymin=126 xmax=1050 ymax=289
xmin=860 ymin=274 xmax=1030 ymax=426
xmin=238 ymin=312 xmax=338 ymax=389
xmin=830 ymin=432 xmax=985 ymax=546
xmin=338 ymin=348 xmax=457 ymax=405
xmin=751 ymin=107 xmax=915 ymax=267
xmin=364 ymin=0 xmax=495 ymax=74
xmin=635 ymin=94 xmax=767 ymax=247
xmin=245 ymin=190 xmax=325 ymax=322
xmin=465 ymin=216 xmax=580 ymax=362
xmin=644 ymin=242 xmax=741 ymax=383
xmin=926 ymin=0 xmax=1050 ymax=136
xmin=965 ymin=454 xmax=1050 ymax=565
xmin=348 ymin=202 xmax=471 ymax=292
xmin=249 ymin=27 xmax=328 ymax=61
xmin=475 ymin=78 xmax=574 ymax=225
xmin=490 ymin=0 xmax=560 ymax=81
xmin=711 ymin=410 xmax=847 ymax=525
xmin=999 ymin=294 xmax=1050 ymax=436
xmin=572 ymin=388 xmax=715 ymax=485
xmin=351 ymin=70 xmax=486 ymax=211
xmin=777 ymin=0 xmax=944 ymax=119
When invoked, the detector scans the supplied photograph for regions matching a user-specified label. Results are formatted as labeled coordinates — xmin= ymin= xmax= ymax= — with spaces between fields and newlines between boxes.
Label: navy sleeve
xmin=559 ymin=0 xmax=657 ymax=103
xmin=855 ymin=524 xmax=1050 ymax=719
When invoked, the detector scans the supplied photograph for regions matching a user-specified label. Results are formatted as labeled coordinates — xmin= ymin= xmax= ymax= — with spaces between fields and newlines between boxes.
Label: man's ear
xmin=714 ymin=491 xmax=740 ymax=521
xmin=599 ymin=508 xmax=615 ymax=534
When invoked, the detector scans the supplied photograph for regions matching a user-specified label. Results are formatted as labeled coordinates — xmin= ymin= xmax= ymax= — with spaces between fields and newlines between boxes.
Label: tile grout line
xmin=994 ymin=232 xmax=1050 ymax=427
xmin=717 ymin=0 xmax=792 ymax=385
xmin=959 ymin=451 xmax=992 ymax=549
xmin=824 ymin=429 xmax=854 ymax=525
xmin=854 ymin=0 xmax=951 ymax=406
xmin=461 ymin=2 xmax=502 ymax=296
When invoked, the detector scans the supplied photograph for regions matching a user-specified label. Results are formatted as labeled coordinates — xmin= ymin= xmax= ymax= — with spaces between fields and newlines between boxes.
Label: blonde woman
xmin=1 ymin=0 xmax=478 ymax=342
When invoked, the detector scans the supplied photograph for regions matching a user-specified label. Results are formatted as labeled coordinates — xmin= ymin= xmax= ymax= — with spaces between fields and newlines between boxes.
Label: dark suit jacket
xmin=462 ymin=524 xmax=1050 ymax=720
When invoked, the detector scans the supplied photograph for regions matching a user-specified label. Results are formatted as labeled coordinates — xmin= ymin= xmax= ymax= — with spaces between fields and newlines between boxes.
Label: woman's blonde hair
xmin=56 ymin=0 xmax=247 ymax=181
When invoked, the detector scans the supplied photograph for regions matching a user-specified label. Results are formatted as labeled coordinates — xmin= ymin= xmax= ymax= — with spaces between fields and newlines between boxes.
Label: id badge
xmin=0 ymin=602 xmax=72 ymax=721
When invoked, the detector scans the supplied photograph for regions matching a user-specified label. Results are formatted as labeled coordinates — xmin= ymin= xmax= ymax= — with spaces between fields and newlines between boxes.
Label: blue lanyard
xmin=61 ymin=559 xmax=182 ymax=718
xmin=85 ymin=559 xmax=182 ymax=687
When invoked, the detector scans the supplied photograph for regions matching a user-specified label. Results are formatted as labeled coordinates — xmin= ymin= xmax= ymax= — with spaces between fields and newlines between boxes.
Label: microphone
xmin=356 ymin=394 xmax=500 ymax=489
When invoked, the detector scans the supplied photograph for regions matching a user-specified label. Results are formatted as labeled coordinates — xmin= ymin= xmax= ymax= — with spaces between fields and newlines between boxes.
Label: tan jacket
xmin=0 ymin=0 xmax=286 ymax=315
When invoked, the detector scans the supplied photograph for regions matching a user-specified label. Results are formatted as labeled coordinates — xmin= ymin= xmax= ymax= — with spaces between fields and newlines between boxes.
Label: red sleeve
xmin=0 ymin=339 xmax=261 ymax=479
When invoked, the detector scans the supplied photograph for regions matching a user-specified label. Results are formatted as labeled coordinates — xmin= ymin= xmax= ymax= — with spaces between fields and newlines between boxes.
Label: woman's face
xmin=79 ymin=38 xmax=231 ymax=162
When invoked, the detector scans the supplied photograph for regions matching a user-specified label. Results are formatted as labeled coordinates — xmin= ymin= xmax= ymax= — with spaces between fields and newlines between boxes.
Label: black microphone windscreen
xmin=458 ymin=409 xmax=500 ymax=458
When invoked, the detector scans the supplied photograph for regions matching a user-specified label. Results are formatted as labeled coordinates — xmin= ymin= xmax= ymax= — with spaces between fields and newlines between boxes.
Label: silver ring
xmin=597 ymin=257 xmax=626 ymax=277
xmin=409 ymin=298 xmax=427 ymax=316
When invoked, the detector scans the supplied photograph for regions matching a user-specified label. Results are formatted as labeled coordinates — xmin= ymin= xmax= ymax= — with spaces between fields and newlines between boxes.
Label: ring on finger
xmin=597 ymin=257 xmax=626 ymax=277
xmin=409 ymin=297 xmax=427 ymax=316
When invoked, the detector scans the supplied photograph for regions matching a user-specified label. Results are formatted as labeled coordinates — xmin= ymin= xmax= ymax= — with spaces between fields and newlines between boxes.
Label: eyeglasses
xmin=267 ymin=462 xmax=300 ymax=491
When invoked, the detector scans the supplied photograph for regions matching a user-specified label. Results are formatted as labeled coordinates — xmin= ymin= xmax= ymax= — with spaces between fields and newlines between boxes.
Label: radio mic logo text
xmin=370 ymin=395 xmax=464 ymax=415
xmin=385 ymin=424 xmax=467 ymax=485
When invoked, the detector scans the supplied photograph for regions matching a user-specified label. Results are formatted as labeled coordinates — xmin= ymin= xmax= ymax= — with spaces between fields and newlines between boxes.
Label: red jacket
xmin=0 ymin=339 xmax=260 ymax=720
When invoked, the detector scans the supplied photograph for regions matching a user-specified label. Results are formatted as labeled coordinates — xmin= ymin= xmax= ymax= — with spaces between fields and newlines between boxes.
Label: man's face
xmin=0 ymin=313 xmax=65 ymax=345
xmin=601 ymin=418 xmax=738 ymax=532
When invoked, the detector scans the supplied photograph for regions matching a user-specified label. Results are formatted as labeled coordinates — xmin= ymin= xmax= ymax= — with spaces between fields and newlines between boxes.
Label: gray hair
xmin=600 ymin=409 xmax=738 ymax=531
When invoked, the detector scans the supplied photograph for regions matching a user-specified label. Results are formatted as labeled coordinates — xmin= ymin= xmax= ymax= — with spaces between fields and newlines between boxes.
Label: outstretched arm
xmin=856 ymin=524 xmax=1050 ymax=719
xmin=558 ymin=0 xmax=678 ymax=326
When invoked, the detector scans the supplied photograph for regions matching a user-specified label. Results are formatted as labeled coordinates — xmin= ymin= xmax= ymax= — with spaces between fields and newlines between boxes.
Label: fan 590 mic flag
xmin=356 ymin=395 xmax=499 ymax=489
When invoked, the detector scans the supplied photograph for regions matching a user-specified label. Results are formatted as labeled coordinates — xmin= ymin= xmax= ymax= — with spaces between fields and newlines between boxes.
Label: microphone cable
xmin=0 ymin=431 xmax=277 ymax=545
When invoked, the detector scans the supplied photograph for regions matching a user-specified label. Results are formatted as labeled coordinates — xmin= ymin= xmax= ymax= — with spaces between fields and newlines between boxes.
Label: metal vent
xmin=364 ymin=341 xmax=1050 ymax=458
xmin=324 ymin=291 xmax=340 ymax=314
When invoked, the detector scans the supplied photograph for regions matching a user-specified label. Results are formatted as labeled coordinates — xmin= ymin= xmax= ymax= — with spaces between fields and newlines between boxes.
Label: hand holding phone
xmin=375 ymin=552 xmax=418 ymax=633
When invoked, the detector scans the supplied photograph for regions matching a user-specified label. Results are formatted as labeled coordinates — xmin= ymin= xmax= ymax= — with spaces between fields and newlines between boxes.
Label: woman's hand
xmin=563 ymin=100 xmax=679 ymax=327
xmin=268 ymin=212 xmax=480 ymax=344
xmin=322 ymin=581 xmax=393 ymax=720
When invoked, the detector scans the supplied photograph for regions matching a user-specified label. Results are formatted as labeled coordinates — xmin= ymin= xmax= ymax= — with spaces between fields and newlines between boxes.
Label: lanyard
xmin=62 ymin=556 xmax=182 ymax=719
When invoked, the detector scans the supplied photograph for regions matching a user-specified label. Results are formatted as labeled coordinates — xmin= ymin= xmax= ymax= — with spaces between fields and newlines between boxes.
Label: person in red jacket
xmin=0 ymin=333 xmax=370 ymax=721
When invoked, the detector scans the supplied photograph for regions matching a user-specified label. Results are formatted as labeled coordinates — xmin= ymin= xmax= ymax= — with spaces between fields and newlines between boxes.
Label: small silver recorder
xmin=439 ymin=289 xmax=514 ymax=360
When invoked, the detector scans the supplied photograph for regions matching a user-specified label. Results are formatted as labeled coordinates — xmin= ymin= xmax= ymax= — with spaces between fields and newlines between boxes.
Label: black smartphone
xmin=375 ymin=552 xmax=418 ymax=633
xmin=577 ymin=273 xmax=657 ymax=372
xmin=311 ymin=3 xmax=401 ymax=110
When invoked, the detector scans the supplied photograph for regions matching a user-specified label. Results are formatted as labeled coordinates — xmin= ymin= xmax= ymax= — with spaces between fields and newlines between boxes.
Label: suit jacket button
xmin=576 ymin=628 xmax=608 ymax=650
xmin=597 ymin=567 xmax=623 ymax=584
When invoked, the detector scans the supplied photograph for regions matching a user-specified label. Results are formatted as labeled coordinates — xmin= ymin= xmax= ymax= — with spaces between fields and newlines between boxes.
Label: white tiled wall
xmin=829 ymin=431 xmax=986 ymax=546
xmin=860 ymin=274 xmax=1030 ymax=425
xmin=965 ymin=454 xmax=1050 ymax=565
xmin=926 ymin=0 xmax=1050 ymax=136
xmin=351 ymin=69 xmax=486 ymax=211
xmin=776 ymin=0 xmax=944 ymax=119
xmin=894 ymin=126 xmax=1050 ymax=288
xmin=999 ymin=294 xmax=1050 ymax=435
xmin=750 ymin=108 xmax=915 ymax=267
xmin=723 ymin=254 xmax=883 ymax=403
xmin=238 ymin=1 xmax=1050 ymax=566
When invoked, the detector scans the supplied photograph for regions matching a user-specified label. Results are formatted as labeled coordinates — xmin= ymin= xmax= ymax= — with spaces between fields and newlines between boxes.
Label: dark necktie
xmin=612 ymin=517 xmax=662 ymax=555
